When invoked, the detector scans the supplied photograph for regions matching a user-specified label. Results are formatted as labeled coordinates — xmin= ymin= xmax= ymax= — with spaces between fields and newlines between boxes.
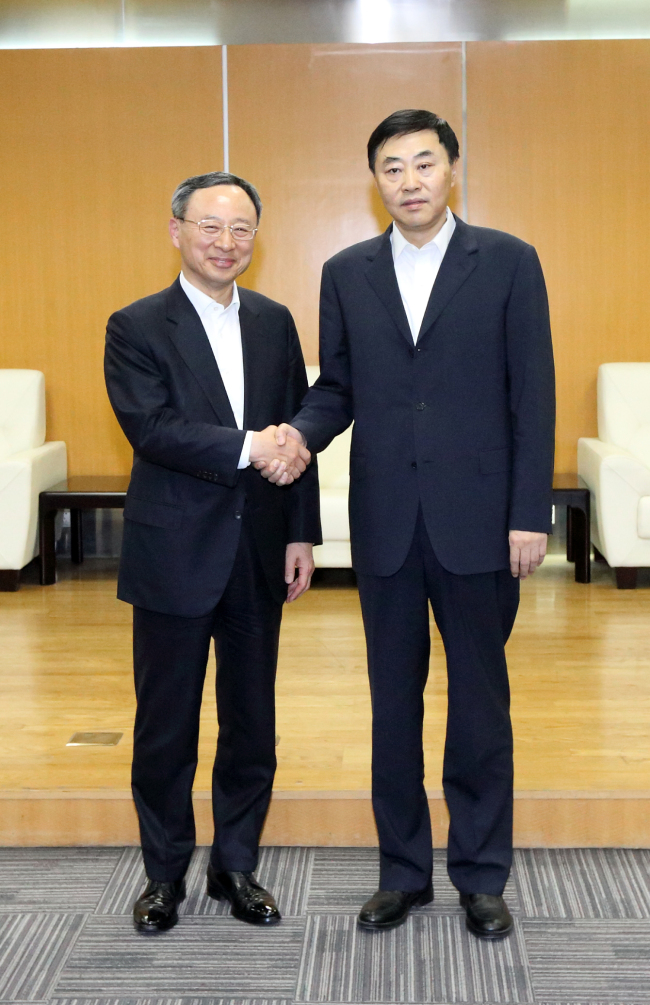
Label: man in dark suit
xmin=263 ymin=110 xmax=555 ymax=938
xmin=105 ymin=171 xmax=320 ymax=933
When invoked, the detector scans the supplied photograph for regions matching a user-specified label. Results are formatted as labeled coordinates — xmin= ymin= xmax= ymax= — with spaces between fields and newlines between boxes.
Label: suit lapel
xmin=238 ymin=290 xmax=266 ymax=432
xmin=165 ymin=278 xmax=237 ymax=428
xmin=365 ymin=229 xmax=413 ymax=347
xmin=417 ymin=216 xmax=479 ymax=342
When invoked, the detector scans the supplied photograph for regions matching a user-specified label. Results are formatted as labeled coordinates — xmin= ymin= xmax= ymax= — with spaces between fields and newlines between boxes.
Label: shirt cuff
xmin=237 ymin=430 xmax=254 ymax=469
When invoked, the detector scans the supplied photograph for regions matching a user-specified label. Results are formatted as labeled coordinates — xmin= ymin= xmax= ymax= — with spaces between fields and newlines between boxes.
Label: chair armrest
xmin=578 ymin=437 xmax=650 ymax=565
xmin=0 ymin=442 xmax=67 ymax=569
xmin=5 ymin=441 xmax=68 ymax=486
xmin=578 ymin=437 xmax=650 ymax=496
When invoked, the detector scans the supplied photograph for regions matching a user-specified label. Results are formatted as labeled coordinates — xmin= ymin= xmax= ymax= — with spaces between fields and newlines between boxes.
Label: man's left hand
xmin=285 ymin=542 xmax=315 ymax=602
xmin=509 ymin=530 xmax=548 ymax=579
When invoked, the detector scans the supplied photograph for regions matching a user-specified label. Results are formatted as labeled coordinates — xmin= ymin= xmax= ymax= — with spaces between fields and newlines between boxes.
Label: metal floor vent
xmin=67 ymin=732 xmax=123 ymax=746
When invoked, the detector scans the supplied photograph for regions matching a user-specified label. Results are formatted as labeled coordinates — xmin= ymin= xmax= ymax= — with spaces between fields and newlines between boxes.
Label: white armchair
xmin=305 ymin=366 xmax=352 ymax=568
xmin=578 ymin=363 xmax=650 ymax=588
xmin=0 ymin=370 xmax=67 ymax=590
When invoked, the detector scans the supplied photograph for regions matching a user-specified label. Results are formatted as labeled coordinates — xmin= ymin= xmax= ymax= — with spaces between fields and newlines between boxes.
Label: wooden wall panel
xmin=3 ymin=42 xmax=649 ymax=476
xmin=0 ymin=48 xmax=223 ymax=475
xmin=228 ymin=43 xmax=463 ymax=362
xmin=466 ymin=41 xmax=650 ymax=473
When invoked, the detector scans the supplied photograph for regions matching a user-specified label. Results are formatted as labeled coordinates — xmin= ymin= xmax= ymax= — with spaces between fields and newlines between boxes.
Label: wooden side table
xmin=552 ymin=474 xmax=591 ymax=583
xmin=39 ymin=476 xmax=130 ymax=585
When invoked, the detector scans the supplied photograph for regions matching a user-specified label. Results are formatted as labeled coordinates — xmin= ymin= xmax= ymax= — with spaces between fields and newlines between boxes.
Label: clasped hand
xmin=250 ymin=424 xmax=310 ymax=485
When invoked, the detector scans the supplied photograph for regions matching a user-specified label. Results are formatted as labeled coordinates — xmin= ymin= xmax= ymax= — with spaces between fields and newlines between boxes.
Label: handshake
xmin=250 ymin=424 xmax=310 ymax=485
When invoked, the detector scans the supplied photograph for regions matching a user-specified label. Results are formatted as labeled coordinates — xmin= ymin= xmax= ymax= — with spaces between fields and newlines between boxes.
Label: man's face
xmin=373 ymin=129 xmax=456 ymax=240
xmin=169 ymin=185 xmax=258 ymax=297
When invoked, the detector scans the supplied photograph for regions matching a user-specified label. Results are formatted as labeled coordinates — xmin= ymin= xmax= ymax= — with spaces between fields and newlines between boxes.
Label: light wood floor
xmin=1 ymin=555 xmax=649 ymax=845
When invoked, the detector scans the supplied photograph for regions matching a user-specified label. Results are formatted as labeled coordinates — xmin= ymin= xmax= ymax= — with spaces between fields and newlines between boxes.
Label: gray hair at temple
xmin=171 ymin=171 xmax=263 ymax=222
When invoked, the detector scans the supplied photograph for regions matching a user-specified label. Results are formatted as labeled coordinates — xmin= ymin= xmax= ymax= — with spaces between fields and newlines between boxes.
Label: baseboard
xmin=1 ymin=789 xmax=649 ymax=847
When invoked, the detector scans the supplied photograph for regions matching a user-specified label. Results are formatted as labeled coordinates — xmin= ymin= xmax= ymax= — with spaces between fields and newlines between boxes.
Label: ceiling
xmin=0 ymin=0 xmax=649 ymax=48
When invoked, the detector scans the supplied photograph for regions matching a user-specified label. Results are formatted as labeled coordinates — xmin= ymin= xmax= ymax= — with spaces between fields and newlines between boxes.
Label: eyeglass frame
xmin=175 ymin=216 xmax=258 ymax=241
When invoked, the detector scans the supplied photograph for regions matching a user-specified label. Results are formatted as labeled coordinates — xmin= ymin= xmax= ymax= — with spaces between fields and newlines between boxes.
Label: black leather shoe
xmin=460 ymin=893 xmax=513 ymax=939
xmin=358 ymin=883 xmax=433 ymax=930
xmin=133 ymin=878 xmax=186 ymax=933
xmin=206 ymin=865 xmax=281 ymax=925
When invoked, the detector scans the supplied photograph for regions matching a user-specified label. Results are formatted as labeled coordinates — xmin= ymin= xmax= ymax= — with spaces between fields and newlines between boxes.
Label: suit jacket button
xmin=415 ymin=402 xmax=426 ymax=410
xmin=235 ymin=511 xmax=242 ymax=519
xmin=411 ymin=461 xmax=417 ymax=469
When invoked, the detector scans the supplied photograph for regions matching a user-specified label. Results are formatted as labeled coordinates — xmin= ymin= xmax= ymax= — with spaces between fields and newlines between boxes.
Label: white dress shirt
xmin=179 ymin=271 xmax=253 ymax=469
xmin=390 ymin=207 xmax=456 ymax=342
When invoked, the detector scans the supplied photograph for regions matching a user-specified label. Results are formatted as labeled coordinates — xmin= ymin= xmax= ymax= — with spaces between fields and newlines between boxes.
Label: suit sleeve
xmin=506 ymin=244 xmax=556 ymax=533
xmin=282 ymin=311 xmax=323 ymax=545
xmin=291 ymin=262 xmax=354 ymax=453
xmin=104 ymin=309 xmax=246 ymax=487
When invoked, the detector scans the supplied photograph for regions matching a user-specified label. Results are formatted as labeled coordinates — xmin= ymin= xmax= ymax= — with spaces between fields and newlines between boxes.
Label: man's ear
xmin=169 ymin=217 xmax=181 ymax=248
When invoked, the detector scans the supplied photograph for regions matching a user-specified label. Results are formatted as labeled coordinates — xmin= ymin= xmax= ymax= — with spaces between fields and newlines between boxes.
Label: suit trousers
xmin=356 ymin=508 xmax=520 ymax=895
xmin=131 ymin=512 xmax=283 ymax=882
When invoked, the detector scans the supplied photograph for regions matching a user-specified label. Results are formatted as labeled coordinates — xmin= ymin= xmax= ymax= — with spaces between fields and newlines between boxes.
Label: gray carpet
xmin=1 ymin=846 xmax=650 ymax=1004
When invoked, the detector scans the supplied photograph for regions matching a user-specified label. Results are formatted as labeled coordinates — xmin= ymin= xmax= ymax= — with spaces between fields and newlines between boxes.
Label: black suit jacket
xmin=293 ymin=217 xmax=555 ymax=577
xmin=105 ymin=278 xmax=321 ymax=617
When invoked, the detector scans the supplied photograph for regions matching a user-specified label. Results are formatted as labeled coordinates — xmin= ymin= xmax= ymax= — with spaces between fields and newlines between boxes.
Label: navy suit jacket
xmin=293 ymin=217 xmax=555 ymax=577
xmin=105 ymin=278 xmax=321 ymax=617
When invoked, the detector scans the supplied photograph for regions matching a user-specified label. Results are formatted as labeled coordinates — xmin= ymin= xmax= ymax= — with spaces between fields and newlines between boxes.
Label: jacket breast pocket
xmin=123 ymin=494 xmax=184 ymax=529
xmin=479 ymin=447 xmax=511 ymax=475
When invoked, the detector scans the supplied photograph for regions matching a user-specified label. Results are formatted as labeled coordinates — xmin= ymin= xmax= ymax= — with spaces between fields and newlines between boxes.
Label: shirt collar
xmin=179 ymin=271 xmax=240 ymax=317
xmin=390 ymin=206 xmax=456 ymax=262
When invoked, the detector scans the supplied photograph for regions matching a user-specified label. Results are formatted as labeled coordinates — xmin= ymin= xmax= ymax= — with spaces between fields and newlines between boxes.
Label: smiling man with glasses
xmin=104 ymin=171 xmax=320 ymax=934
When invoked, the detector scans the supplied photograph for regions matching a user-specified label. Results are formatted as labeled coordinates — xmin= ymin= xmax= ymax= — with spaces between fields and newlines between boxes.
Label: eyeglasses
xmin=176 ymin=217 xmax=258 ymax=241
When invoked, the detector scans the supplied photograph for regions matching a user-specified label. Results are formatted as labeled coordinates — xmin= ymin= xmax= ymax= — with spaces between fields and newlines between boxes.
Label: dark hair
xmin=367 ymin=109 xmax=460 ymax=172
xmin=171 ymin=171 xmax=262 ymax=222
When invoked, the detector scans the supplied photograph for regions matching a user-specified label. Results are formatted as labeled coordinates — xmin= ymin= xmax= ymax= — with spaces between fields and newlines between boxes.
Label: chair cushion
xmin=0 ymin=370 xmax=46 ymax=461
